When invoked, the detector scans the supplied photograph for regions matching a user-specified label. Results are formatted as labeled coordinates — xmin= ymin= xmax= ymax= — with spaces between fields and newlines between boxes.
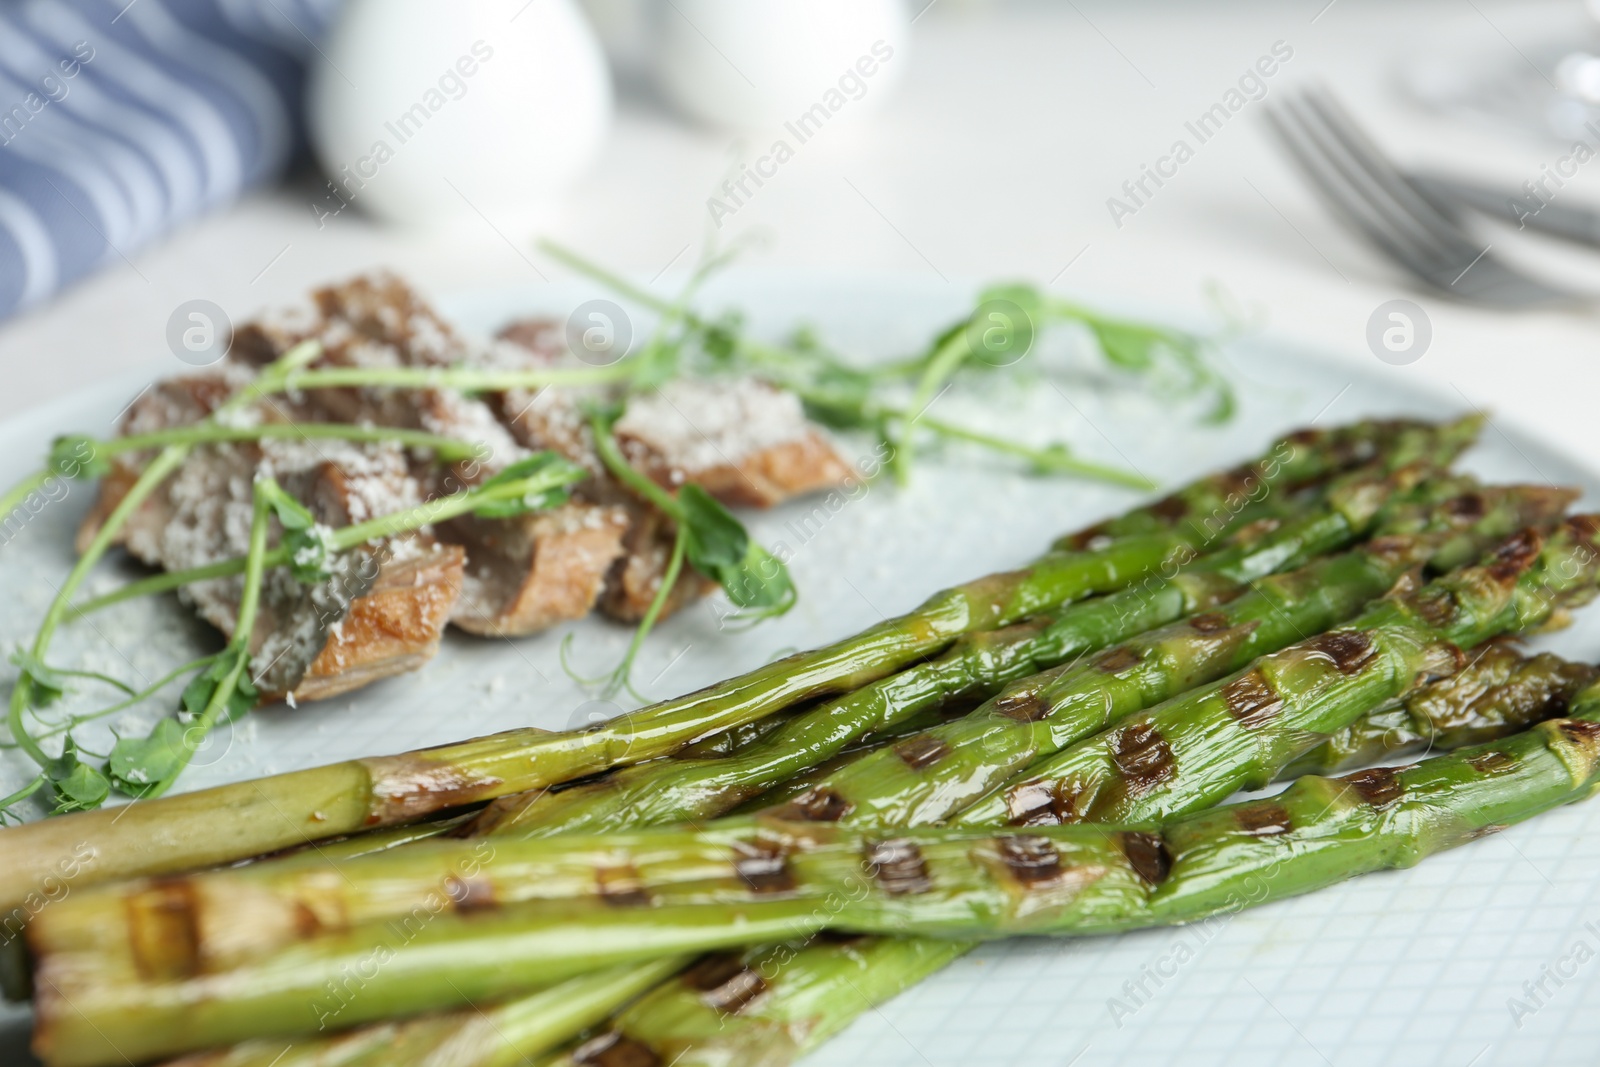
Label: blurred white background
xmin=3 ymin=0 xmax=1599 ymax=459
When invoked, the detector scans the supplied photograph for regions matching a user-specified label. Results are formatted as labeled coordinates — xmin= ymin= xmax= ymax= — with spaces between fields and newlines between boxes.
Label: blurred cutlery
xmin=1264 ymin=88 xmax=1583 ymax=309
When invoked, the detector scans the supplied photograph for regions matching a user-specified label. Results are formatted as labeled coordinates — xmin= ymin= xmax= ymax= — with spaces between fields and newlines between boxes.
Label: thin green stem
xmin=540 ymin=239 xmax=678 ymax=317
xmin=281 ymin=364 xmax=633 ymax=393
xmin=895 ymin=330 xmax=971 ymax=483
xmin=920 ymin=417 xmax=1157 ymax=490
xmin=0 ymin=775 xmax=44 ymax=823
xmin=134 ymin=485 xmax=272 ymax=801
xmin=10 ymin=657 xmax=218 ymax=745
xmin=588 ymin=525 xmax=690 ymax=701
xmin=72 ymin=466 xmax=582 ymax=615
xmin=76 ymin=559 xmax=241 ymax=614
xmin=587 ymin=411 xmax=682 ymax=520
xmin=7 ymin=444 xmax=190 ymax=769
xmin=541 ymin=239 xmax=827 ymax=382
xmin=0 ymin=467 xmax=54 ymax=529
xmin=102 ymin=423 xmax=485 ymax=462
xmin=542 ymin=238 xmax=1178 ymax=502
xmin=22 ymin=664 xmax=137 ymax=697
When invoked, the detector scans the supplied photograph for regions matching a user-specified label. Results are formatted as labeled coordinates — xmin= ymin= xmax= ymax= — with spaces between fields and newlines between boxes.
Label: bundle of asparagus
xmin=191 ymin=639 xmax=1592 ymax=1067
xmin=10 ymin=414 xmax=1600 ymax=1067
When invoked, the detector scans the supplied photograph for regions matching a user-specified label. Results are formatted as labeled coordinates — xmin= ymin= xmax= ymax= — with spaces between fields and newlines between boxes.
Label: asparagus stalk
xmin=545 ymin=938 xmax=967 ymax=1067
xmin=959 ymin=515 xmax=1600 ymax=828
xmin=273 ymin=645 xmax=1600 ymax=1067
xmin=0 ymin=417 xmax=1451 ymax=911
xmin=134 ymin=667 xmax=1600 ymax=950
xmin=468 ymin=460 xmax=1479 ymax=838
xmin=43 ymin=475 xmax=1550 ymax=1063
xmin=383 ymin=478 xmax=1573 ymax=1066
xmin=47 ymin=568 xmax=1588 ymax=984
xmin=155 ymin=958 xmax=691 ymax=1067
xmin=1283 ymin=641 xmax=1598 ymax=776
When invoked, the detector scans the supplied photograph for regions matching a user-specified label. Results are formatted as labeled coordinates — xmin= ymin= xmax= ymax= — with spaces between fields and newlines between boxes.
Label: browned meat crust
xmin=290 ymin=542 xmax=465 ymax=701
xmin=74 ymin=371 xmax=464 ymax=703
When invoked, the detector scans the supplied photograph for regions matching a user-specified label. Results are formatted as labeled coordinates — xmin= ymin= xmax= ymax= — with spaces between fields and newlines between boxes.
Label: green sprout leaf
xmin=257 ymin=478 xmax=338 ymax=583
xmin=1065 ymin=306 xmax=1234 ymax=424
xmin=48 ymin=434 xmax=109 ymax=480
xmin=700 ymin=312 xmax=743 ymax=366
xmin=1086 ymin=319 xmax=1162 ymax=372
xmin=180 ymin=648 xmax=257 ymax=725
xmin=634 ymin=341 xmax=684 ymax=392
xmin=11 ymin=649 xmax=67 ymax=705
xmin=45 ymin=737 xmax=110 ymax=814
xmin=263 ymin=483 xmax=316 ymax=532
xmin=1028 ymin=443 xmax=1081 ymax=476
xmin=285 ymin=525 xmax=337 ymax=584
xmin=678 ymin=485 xmax=795 ymax=618
xmin=110 ymin=650 xmax=257 ymax=799
xmin=471 ymin=452 xmax=588 ymax=520
xmin=108 ymin=718 xmax=191 ymax=797
xmin=678 ymin=483 xmax=750 ymax=575
xmin=722 ymin=542 xmax=797 ymax=616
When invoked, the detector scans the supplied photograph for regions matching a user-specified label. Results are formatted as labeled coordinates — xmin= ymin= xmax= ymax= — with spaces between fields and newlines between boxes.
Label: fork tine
xmin=1263 ymin=103 xmax=1453 ymax=280
xmin=1284 ymin=95 xmax=1468 ymax=267
xmin=1266 ymin=88 xmax=1580 ymax=307
xmin=1299 ymin=89 xmax=1481 ymax=259
xmin=1299 ymin=90 xmax=1579 ymax=305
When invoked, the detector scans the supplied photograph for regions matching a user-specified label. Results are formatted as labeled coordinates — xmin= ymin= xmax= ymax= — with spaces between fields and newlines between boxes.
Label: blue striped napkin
xmin=0 ymin=0 xmax=339 ymax=317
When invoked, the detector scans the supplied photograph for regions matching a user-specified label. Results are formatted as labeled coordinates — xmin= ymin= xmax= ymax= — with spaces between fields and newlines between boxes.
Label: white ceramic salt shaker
xmin=653 ymin=0 xmax=910 ymax=130
xmin=307 ymin=0 xmax=613 ymax=227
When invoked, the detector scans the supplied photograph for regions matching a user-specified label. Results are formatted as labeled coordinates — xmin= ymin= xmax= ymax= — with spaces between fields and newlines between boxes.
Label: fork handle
xmin=1411 ymin=172 xmax=1600 ymax=249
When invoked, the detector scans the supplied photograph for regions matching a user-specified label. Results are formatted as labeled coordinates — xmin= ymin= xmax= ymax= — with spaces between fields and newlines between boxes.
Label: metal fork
xmin=1263 ymin=88 xmax=1581 ymax=309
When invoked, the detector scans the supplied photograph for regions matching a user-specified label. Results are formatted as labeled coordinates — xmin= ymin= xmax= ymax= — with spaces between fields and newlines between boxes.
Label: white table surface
xmin=1 ymin=0 xmax=1596 ymax=461
xmin=5 ymin=3 xmax=1600 ymax=1064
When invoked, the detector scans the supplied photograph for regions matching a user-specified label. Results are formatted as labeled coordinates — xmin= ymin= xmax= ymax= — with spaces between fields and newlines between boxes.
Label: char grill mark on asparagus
xmin=1109 ymin=722 xmax=1177 ymax=796
xmin=1285 ymin=642 xmax=1599 ymax=777
xmin=773 ymin=787 xmax=853 ymax=823
xmin=732 ymin=839 xmax=796 ymax=894
xmin=1220 ymin=670 xmax=1284 ymax=729
xmin=867 ymin=839 xmax=934 ymax=896
xmin=891 ymin=734 xmax=950 ymax=770
xmin=1234 ymin=803 xmax=1293 ymax=836
xmin=1095 ymin=646 xmax=1142 ymax=673
xmin=679 ymin=953 xmax=769 ymax=1015
xmin=994 ymin=835 xmax=1066 ymax=885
